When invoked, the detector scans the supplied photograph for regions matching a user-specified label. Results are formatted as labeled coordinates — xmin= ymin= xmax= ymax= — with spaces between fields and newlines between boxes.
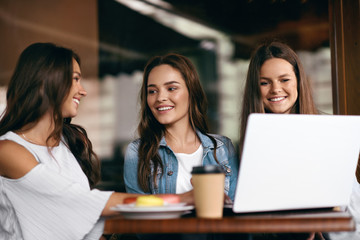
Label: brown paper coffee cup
xmin=191 ymin=165 xmax=225 ymax=218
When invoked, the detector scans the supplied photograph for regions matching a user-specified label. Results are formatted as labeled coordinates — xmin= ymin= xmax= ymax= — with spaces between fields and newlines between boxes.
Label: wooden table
xmin=104 ymin=209 xmax=355 ymax=234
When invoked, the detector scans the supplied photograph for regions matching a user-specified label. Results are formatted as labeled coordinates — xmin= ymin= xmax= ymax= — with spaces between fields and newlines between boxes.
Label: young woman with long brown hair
xmin=0 ymin=42 xmax=147 ymax=240
xmin=239 ymin=41 xmax=318 ymax=155
xmin=238 ymin=41 xmax=325 ymax=240
xmin=124 ymin=53 xmax=238 ymax=202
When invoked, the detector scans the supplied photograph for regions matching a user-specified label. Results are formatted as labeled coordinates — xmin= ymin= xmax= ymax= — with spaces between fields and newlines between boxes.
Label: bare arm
xmin=178 ymin=190 xmax=194 ymax=205
xmin=101 ymin=192 xmax=140 ymax=216
xmin=0 ymin=140 xmax=39 ymax=179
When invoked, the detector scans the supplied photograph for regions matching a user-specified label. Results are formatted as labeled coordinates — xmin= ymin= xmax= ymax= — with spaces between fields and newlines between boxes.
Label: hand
xmin=306 ymin=232 xmax=325 ymax=240
xmin=178 ymin=190 xmax=194 ymax=205
xmin=224 ymin=193 xmax=232 ymax=205
xmin=307 ymin=233 xmax=315 ymax=240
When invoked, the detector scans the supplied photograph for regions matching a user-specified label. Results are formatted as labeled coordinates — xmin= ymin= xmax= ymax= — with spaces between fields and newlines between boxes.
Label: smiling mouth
xmin=73 ymin=98 xmax=80 ymax=104
xmin=269 ymin=97 xmax=286 ymax=102
xmin=157 ymin=106 xmax=173 ymax=111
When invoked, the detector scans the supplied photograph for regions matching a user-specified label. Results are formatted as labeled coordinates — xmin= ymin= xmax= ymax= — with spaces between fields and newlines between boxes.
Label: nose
xmin=270 ymin=81 xmax=282 ymax=94
xmin=157 ymin=89 xmax=167 ymax=101
xmin=78 ymin=83 xmax=87 ymax=97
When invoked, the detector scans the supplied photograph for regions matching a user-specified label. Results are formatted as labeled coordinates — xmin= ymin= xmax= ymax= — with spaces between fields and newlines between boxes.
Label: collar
xmin=159 ymin=129 xmax=223 ymax=149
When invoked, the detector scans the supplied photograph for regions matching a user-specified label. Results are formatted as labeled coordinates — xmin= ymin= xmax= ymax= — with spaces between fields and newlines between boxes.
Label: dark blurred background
xmin=0 ymin=0 xmax=332 ymax=192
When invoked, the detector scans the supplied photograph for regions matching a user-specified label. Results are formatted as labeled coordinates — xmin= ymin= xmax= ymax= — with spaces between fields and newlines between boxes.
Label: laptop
xmin=233 ymin=113 xmax=360 ymax=213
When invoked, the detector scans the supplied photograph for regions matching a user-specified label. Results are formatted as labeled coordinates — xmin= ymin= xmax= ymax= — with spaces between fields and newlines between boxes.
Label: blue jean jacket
xmin=124 ymin=130 xmax=238 ymax=201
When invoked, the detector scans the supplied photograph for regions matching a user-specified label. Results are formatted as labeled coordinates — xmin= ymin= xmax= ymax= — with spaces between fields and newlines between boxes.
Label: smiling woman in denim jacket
xmin=124 ymin=53 xmax=238 ymax=202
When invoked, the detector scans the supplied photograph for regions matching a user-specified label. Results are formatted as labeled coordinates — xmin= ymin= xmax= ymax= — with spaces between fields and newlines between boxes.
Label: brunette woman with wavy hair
xmin=0 ymin=42 xmax=141 ymax=240
xmin=239 ymin=41 xmax=318 ymax=154
xmin=238 ymin=41 xmax=345 ymax=240
xmin=0 ymin=42 xmax=100 ymax=187
xmin=124 ymin=53 xmax=238 ymax=202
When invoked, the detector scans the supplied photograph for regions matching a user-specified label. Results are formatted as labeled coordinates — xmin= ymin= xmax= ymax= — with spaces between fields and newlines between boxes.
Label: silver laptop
xmin=233 ymin=113 xmax=360 ymax=213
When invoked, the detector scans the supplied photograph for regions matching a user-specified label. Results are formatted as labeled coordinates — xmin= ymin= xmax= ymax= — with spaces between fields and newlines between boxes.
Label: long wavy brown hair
xmin=137 ymin=53 xmax=217 ymax=192
xmin=0 ymin=42 xmax=100 ymax=187
xmin=239 ymin=41 xmax=318 ymax=155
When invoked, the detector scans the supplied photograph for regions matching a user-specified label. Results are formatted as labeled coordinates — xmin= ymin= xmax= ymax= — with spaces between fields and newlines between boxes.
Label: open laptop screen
xmin=233 ymin=113 xmax=360 ymax=213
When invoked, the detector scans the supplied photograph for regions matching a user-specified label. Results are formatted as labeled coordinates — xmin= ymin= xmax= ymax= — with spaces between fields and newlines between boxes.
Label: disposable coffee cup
xmin=191 ymin=165 xmax=225 ymax=218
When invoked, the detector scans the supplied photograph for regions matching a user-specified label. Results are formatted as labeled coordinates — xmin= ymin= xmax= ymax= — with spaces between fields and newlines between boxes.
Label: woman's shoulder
xmin=0 ymin=139 xmax=38 ymax=178
xmin=197 ymin=131 xmax=234 ymax=150
xmin=124 ymin=138 xmax=141 ymax=158
xmin=0 ymin=138 xmax=26 ymax=151
xmin=0 ymin=132 xmax=28 ymax=155
xmin=127 ymin=138 xmax=141 ymax=148
xmin=0 ymin=131 xmax=17 ymax=140
xmin=207 ymin=133 xmax=232 ymax=143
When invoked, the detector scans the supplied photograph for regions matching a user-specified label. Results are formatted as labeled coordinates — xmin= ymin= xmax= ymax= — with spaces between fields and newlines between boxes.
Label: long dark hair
xmin=137 ymin=53 xmax=217 ymax=192
xmin=239 ymin=41 xmax=318 ymax=155
xmin=0 ymin=42 xmax=100 ymax=187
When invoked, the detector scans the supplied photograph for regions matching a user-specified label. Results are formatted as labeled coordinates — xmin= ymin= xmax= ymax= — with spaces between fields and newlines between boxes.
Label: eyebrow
xmin=147 ymin=81 xmax=180 ymax=87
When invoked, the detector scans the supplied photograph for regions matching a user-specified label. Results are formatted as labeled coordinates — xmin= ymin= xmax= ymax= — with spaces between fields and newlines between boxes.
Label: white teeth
xmin=270 ymin=97 xmax=285 ymax=102
xmin=158 ymin=107 xmax=173 ymax=111
xmin=73 ymin=98 xmax=80 ymax=104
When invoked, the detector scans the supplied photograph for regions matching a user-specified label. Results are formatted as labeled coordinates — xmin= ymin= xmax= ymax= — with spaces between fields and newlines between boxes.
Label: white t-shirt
xmin=174 ymin=145 xmax=203 ymax=194
xmin=0 ymin=131 xmax=113 ymax=240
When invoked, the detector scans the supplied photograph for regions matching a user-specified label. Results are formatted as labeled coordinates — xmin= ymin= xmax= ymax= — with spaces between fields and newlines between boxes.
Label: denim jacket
xmin=124 ymin=130 xmax=238 ymax=201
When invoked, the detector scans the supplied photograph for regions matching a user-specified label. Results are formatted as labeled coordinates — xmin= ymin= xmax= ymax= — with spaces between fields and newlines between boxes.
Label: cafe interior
xmin=0 ymin=0 xmax=359 ymax=238
xmin=0 ymin=0 xmax=333 ymax=189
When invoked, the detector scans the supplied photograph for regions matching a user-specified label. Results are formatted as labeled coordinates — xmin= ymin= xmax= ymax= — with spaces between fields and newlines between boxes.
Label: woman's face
xmin=62 ymin=59 xmax=87 ymax=118
xmin=146 ymin=64 xmax=190 ymax=128
xmin=259 ymin=58 xmax=298 ymax=114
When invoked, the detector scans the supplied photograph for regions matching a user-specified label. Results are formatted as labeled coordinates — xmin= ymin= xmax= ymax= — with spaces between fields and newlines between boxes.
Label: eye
xmin=147 ymin=89 xmax=157 ymax=94
xmin=168 ymin=86 xmax=177 ymax=91
xmin=281 ymin=78 xmax=290 ymax=83
xmin=260 ymin=81 xmax=268 ymax=86
xmin=73 ymin=73 xmax=81 ymax=82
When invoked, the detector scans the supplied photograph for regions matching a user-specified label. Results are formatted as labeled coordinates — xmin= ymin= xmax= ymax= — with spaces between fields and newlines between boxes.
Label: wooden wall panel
xmin=329 ymin=0 xmax=360 ymax=115
xmin=0 ymin=0 xmax=98 ymax=86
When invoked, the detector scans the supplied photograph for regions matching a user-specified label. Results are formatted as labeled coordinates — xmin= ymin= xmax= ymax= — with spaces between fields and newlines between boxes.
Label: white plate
xmin=110 ymin=203 xmax=194 ymax=219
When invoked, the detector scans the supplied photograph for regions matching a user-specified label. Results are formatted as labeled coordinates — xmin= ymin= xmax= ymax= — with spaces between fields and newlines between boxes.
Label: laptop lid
xmin=233 ymin=113 xmax=360 ymax=213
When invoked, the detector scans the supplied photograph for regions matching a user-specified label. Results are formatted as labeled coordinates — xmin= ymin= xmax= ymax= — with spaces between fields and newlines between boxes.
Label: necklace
xmin=21 ymin=133 xmax=43 ymax=145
